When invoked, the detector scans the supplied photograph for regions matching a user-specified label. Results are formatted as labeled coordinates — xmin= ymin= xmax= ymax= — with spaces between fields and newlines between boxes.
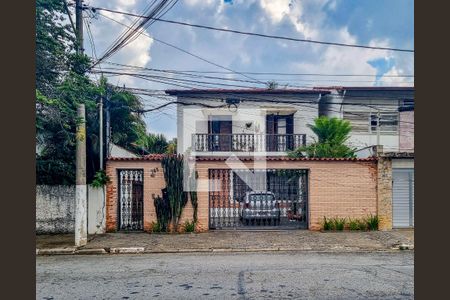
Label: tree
xmin=36 ymin=1 xmax=148 ymax=184
xmin=166 ymin=138 xmax=177 ymax=154
xmin=140 ymin=133 xmax=169 ymax=154
xmin=289 ymin=116 xmax=356 ymax=158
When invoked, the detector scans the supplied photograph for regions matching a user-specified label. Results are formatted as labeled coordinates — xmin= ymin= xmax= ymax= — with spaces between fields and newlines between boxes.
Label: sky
xmin=83 ymin=0 xmax=414 ymax=139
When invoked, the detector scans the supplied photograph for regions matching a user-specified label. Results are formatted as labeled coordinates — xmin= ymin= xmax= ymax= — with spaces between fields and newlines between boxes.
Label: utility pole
xmin=75 ymin=104 xmax=88 ymax=246
xmin=75 ymin=0 xmax=84 ymax=54
xmin=99 ymin=95 xmax=104 ymax=170
xmin=105 ymin=88 xmax=111 ymax=158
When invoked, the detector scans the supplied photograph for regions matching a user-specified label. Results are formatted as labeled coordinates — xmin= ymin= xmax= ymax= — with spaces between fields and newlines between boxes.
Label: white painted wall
xmin=110 ymin=143 xmax=138 ymax=158
xmin=36 ymin=185 xmax=106 ymax=234
xmin=176 ymin=93 xmax=319 ymax=155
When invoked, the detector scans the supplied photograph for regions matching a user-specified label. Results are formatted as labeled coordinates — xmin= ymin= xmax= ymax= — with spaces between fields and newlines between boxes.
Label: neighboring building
xmin=318 ymin=86 xmax=414 ymax=157
xmin=399 ymin=106 xmax=414 ymax=152
xmin=109 ymin=143 xmax=139 ymax=158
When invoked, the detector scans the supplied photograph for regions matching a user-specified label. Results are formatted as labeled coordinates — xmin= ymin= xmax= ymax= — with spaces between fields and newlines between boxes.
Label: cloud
xmin=84 ymin=0 xmax=413 ymax=137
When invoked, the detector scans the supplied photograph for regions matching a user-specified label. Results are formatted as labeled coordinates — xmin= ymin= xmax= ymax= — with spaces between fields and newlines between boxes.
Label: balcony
xmin=192 ymin=133 xmax=306 ymax=152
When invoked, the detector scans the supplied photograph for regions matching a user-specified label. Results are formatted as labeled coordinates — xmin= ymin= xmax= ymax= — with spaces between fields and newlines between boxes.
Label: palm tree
xmin=289 ymin=116 xmax=356 ymax=158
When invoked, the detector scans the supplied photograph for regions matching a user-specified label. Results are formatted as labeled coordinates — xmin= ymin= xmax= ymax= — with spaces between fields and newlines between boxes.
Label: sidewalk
xmin=36 ymin=229 xmax=413 ymax=255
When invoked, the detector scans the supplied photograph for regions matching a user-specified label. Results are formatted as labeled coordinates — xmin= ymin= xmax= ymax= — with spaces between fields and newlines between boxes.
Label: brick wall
xmin=105 ymin=160 xmax=196 ymax=232
xmin=194 ymin=160 xmax=378 ymax=230
xmin=106 ymin=158 xmax=379 ymax=231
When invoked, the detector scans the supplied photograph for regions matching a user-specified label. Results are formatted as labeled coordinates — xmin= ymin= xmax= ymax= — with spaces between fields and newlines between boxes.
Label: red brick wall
xmin=106 ymin=159 xmax=378 ymax=231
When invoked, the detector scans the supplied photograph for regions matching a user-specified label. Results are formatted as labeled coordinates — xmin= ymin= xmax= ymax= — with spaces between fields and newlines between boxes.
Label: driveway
xmin=37 ymin=251 xmax=414 ymax=299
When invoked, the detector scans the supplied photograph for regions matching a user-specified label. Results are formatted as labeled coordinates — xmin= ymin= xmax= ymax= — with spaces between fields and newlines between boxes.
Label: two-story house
xmin=166 ymin=86 xmax=414 ymax=158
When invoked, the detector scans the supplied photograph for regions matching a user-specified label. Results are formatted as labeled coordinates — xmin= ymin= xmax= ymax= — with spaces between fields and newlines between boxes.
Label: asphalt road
xmin=37 ymin=251 xmax=414 ymax=299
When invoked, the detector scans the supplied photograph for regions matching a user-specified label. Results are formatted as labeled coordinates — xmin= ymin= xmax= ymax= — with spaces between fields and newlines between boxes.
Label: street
xmin=37 ymin=251 xmax=414 ymax=299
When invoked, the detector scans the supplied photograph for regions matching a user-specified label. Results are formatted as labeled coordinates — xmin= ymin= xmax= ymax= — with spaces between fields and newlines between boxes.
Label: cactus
xmin=161 ymin=154 xmax=188 ymax=229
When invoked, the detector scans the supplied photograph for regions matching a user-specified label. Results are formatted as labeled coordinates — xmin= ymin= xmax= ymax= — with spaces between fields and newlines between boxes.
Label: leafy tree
xmin=166 ymin=138 xmax=177 ymax=154
xmin=36 ymin=1 xmax=148 ymax=184
xmin=289 ymin=116 xmax=356 ymax=158
xmin=36 ymin=0 xmax=74 ymax=96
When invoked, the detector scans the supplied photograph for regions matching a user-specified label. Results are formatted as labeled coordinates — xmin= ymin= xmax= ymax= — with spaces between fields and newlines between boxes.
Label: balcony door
xmin=208 ymin=116 xmax=232 ymax=151
xmin=266 ymin=114 xmax=294 ymax=151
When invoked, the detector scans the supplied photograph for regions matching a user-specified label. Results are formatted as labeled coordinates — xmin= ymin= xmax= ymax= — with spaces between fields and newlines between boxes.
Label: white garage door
xmin=392 ymin=169 xmax=414 ymax=228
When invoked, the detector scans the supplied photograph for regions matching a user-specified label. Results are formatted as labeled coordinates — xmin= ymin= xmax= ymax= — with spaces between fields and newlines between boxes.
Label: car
xmin=240 ymin=191 xmax=281 ymax=225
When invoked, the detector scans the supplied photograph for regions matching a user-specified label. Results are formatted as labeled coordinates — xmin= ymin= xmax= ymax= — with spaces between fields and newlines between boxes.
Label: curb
xmin=36 ymin=246 xmax=411 ymax=256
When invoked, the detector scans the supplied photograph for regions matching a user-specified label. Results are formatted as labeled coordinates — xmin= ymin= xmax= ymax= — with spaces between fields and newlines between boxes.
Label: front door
xmin=118 ymin=169 xmax=144 ymax=231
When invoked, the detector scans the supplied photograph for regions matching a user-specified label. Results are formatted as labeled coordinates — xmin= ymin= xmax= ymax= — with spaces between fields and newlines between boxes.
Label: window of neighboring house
xmin=401 ymin=99 xmax=414 ymax=108
xmin=370 ymin=112 xmax=399 ymax=133
xmin=344 ymin=111 xmax=399 ymax=134
xmin=343 ymin=111 xmax=370 ymax=133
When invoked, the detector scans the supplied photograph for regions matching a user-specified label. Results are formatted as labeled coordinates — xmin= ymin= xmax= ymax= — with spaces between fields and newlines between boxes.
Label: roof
xmin=108 ymin=155 xmax=376 ymax=162
xmin=165 ymin=88 xmax=331 ymax=96
xmin=315 ymin=86 xmax=415 ymax=92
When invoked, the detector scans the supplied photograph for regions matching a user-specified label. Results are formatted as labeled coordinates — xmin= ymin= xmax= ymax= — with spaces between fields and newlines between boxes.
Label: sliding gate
xmin=209 ymin=169 xmax=308 ymax=229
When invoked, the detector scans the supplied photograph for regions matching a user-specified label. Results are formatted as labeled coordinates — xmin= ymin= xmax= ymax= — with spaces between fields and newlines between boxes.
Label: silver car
xmin=240 ymin=191 xmax=281 ymax=225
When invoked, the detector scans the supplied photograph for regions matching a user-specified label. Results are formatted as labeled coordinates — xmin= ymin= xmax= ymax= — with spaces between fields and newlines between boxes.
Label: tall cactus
xmin=161 ymin=154 xmax=188 ymax=229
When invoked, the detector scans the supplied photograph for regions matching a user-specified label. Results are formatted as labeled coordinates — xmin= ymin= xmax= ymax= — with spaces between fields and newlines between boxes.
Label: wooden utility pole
xmin=75 ymin=0 xmax=84 ymax=54
xmin=75 ymin=104 xmax=87 ymax=246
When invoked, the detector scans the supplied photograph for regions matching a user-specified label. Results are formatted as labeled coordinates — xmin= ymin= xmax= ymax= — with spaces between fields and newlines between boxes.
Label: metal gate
xmin=393 ymin=168 xmax=414 ymax=228
xmin=209 ymin=169 xmax=308 ymax=229
xmin=118 ymin=169 xmax=144 ymax=231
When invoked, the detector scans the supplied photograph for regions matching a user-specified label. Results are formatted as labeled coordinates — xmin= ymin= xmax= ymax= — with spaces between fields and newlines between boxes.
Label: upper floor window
xmin=370 ymin=112 xmax=399 ymax=133
xmin=344 ymin=111 xmax=399 ymax=134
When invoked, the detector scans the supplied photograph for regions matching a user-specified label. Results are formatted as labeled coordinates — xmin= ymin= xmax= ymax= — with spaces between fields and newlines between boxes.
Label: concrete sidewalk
xmin=36 ymin=229 xmax=414 ymax=255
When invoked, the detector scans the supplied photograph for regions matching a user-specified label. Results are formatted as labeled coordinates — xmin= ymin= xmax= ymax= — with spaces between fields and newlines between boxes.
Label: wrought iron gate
xmin=209 ymin=169 xmax=308 ymax=229
xmin=118 ymin=169 xmax=144 ymax=231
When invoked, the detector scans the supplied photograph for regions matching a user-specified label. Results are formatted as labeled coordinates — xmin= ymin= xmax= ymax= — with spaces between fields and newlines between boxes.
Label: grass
xmin=333 ymin=217 xmax=346 ymax=231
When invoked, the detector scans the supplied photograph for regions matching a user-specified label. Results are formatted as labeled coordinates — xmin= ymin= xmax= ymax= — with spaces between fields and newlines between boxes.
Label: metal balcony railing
xmin=192 ymin=133 xmax=306 ymax=152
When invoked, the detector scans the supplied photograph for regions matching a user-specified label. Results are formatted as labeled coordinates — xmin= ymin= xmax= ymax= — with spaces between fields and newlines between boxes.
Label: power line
xmin=88 ymin=6 xmax=414 ymax=53
xmin=101 ymin=61 xmax=414 ymax=78
xmin=96 ymin=12 xmax=267 ymax=85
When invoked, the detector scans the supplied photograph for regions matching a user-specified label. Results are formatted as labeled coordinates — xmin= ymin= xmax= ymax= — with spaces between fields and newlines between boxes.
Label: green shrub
xmin=91 ymin=170 xmax=110 ymax=188
xmin=323 ymin=217 xmax=334 ymax=230
xmin=357 ymin=219 xmax=367 ymax=231
xmin=333 ymin=217 xmax=346 ymax=231
xmin=183 ymin=220 xmax=196 ymax=233
xmin=150 ymin=222 xmax=162 ymax=233
xmin=348 ymin=218 xmax=359 ymax=230
xmin=366 ymin=214 xmax=379 ymax=231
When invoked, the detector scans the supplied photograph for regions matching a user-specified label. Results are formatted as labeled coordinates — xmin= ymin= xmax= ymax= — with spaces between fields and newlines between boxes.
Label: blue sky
xmin=85 ymin=0 xmax=414 ymax=138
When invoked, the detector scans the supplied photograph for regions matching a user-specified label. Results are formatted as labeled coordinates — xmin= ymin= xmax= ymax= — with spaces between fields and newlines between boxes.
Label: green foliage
xmin=183 ymin=220 xmax=196 ymax=233
xmin=188 ymin=170 xmax=199 ymax=223
xmin=150 ymin=221 xmax=163 ymax=233
xmin=153 ymin=195 xmax=170 ymax=232
xmin=91 ymin=170 xmax=110 ymax=188
xmin=35 ymin=1 xmax=148 ymax=185
xmin=161 ymin=155 xmax=188 ymax=228
xmin=166 ymin=138 xmax=177 ymax=154
xmin=289 ymin=116 xmax=356 ymax=158
xmin=139 ymin=133 xmax=169 ymax=154
xmin=333 ymin=217 xmax=346 ymax=231
xmin=357 ymin=219 xmax=368 ymax=231
xmin=348 ymin=218 xmax=360 ymax=230
xmin=323 ymin=217 xmax=334 ymax=230
xmin=366 ymin=214 xmax=379 ymax=231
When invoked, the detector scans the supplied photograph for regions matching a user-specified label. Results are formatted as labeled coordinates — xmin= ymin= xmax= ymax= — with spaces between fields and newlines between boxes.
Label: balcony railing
xmin=192 ymin=133 xmax=306 ymax=152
